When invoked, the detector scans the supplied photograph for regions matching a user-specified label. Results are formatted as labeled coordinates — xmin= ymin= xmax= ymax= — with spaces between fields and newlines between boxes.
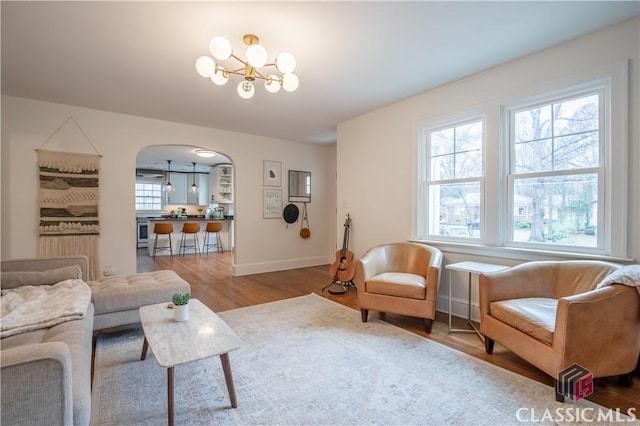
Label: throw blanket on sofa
xmin=597 ymin=264 xmax=640 ymax=296
xmin=1 ymin=279 xmax=91 ymax=338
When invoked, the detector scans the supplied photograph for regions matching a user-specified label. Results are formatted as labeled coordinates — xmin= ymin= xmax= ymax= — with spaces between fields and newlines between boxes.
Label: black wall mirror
xmin=288 ymin=170 xmax=311 ymax=202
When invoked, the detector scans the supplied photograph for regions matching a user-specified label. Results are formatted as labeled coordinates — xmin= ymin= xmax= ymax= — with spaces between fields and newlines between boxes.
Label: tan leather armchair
xmin=356 ymin=242 xmax=442 ymax=333
xmin=479 ymin=260 xmax=640 ymax=401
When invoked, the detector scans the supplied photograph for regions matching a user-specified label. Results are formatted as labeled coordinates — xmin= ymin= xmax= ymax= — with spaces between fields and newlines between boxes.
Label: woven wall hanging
xmin=36 ymin=117 xmax=101 ymax=279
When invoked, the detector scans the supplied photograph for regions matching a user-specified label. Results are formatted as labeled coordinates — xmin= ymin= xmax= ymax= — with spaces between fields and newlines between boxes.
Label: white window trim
xmin=417 ymin=113 xmax=487 ymax=243
xmin=505 ymin=86 xmax=605 ymax=254
xmin=501 ymin=63 xmax=627 ymax=258
xmin=413 ymin=60 xmax=629 ymax=260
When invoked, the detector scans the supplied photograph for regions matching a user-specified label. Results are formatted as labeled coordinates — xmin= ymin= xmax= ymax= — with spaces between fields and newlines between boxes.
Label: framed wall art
xmin=263 ymin=160 xmax=282 ymax=187
xmin=263 ymin=188 xmax=282 ymax=219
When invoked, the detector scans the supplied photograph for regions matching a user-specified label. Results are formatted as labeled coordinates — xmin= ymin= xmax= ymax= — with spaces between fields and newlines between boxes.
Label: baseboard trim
xmin=436 ymin=295 xmax=480 ymax=322
xmin=233 ymin=256 xmax=332 ymax=276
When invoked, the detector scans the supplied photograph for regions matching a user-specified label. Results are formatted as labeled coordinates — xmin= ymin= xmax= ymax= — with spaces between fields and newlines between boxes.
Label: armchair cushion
xmin=490 ymin=298 xmax=557 ymax=345
xmin=365 ymin=272 xmax=426 ymax=300
xmin=480 ymin=260 xmax=640 ymax=394
xmin=357 ymin=242 xmax=442 ymax=333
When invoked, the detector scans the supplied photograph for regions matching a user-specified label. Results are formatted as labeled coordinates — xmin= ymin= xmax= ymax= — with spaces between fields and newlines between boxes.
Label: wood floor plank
xmin=138 ymin=250 xmax=639 ymax=413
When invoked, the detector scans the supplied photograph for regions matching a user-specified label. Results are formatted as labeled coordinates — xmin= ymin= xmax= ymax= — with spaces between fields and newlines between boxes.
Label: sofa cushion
xmin=365 ymin=272 xmax=426 ymax=300
xmin=1 ymin=303 xmax=94 ymax=426
xmin=1 ymin=265 xmax=82 ymax=290
xmin=490 ymin=297 xmax=557 ymax=345
xmin=88 ymin=270 xmax=190 ymax=315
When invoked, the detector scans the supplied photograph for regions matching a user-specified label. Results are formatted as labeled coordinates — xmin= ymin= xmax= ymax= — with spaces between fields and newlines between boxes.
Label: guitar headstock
xmin=344 ymin=214 xmax=351 ymax=228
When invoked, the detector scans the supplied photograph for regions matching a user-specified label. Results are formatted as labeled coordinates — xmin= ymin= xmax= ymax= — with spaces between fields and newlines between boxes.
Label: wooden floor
xmin=138 ymin=249 xmax=639 ymax=413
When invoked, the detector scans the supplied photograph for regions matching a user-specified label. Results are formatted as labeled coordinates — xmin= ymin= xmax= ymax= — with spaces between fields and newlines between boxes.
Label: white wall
xmin=337 ymin=18 xmax=639 ymax=318
xmin=1 ymin=97 xmax=337 ymax=277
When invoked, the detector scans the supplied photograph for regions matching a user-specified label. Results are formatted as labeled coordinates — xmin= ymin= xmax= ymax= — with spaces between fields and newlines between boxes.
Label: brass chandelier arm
xmin=226 ymin=67 xmax=246 ymax=76
xmin=225 ymin=67 xmax=276 ymax=83
xmin=229 ymin=53 xmax=246 ymax=64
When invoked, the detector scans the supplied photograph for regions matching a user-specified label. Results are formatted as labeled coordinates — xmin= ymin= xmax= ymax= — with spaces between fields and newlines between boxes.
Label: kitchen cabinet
xmin=186 ymin=173 xmax=209 ymax=205
xmin=168 ymin=173 xmax=209 ymax=205
xmin=166 ymin=173 xmax=188 ymax=204
xmin=197 ymin=174 xmax=209 ymax=205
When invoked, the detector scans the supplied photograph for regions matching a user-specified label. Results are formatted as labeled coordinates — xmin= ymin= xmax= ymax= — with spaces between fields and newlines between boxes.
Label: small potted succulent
xmin=172 ymin=292 xmax=191 ymax=322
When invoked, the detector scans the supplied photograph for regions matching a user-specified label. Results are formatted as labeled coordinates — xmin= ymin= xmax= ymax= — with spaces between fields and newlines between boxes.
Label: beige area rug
xmin=91 ymin=294 xmax=634 ymax=425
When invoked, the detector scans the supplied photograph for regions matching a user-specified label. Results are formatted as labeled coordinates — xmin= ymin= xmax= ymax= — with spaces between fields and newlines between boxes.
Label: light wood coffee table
xmin=139 ymin=299 xmax=242 ymax=426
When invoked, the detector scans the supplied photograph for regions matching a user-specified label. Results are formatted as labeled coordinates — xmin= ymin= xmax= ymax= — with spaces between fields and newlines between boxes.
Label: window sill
xmin=408 ymin=239 xmax=634 ymax=263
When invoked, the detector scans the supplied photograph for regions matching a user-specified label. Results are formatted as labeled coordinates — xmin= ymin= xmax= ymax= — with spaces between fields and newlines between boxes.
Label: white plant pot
xmin=174 ymin=303 xmax=189 ymax=322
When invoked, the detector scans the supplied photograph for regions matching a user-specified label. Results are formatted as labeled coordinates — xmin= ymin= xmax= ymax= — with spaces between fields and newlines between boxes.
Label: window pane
xmin=456 ymin=122 xmax=483 ymax=152
xmin=429 ymin=120 xmax=483 ymax=180
xmin=455 ymin=150 xmax=482 ymax=178
xmin=511 ymin=173 xmax=597 ymax=248
xmin=514 ymin=94 xmax=599 ymax=174
xmin=553 ymin=95 xmax=598 ymax=136
xmin=430 ymin=128 xmax=454 ymax=156
xmin=514 ymin=139 xmax=552 ymax=173
xmin=431 ymin=154 xmax=454 ymax=180
xmin=135 ymin=181 xmax=163 ymax=211
xmin=428 ymin=181 xmax=481 ymax=238
xmin=514 ymin=105 xmax=551 ymax=143
xmin=554 ymin=131 xmax=599 ymax=170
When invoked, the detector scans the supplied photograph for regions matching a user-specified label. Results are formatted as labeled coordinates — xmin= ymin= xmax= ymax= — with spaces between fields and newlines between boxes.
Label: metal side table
xmin=446 ymin=261 xmax=509 ymax=341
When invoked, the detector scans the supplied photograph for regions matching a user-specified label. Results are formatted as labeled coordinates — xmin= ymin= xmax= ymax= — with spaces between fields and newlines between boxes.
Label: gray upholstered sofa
xmin=1 ymin=256 xmax=190 ymax=426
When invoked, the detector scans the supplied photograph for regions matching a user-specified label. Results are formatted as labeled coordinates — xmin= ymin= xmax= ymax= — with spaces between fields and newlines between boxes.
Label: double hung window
xmin=507 ymin=90 xmax=603 ymax=251
xmin=417 ymin=65 xmax=626 ymax=258
xmin=422 ymin=118 xmax=484 ymax=239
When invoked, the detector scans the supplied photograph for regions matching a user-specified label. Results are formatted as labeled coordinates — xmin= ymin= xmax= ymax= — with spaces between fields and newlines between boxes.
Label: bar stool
xmin=152 ymin=222 xmax=174 ymax=258
xmin=179 ymin=222 xmax=201 ymax=255
xmin=202 ymin=222 xmax=223 ymax=253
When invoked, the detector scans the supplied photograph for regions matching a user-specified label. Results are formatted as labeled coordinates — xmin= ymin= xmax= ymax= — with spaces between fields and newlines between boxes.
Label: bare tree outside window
xmin=426 ymin=120 xmax=483 ymax=238
xmin=510 ymin=93 xmax=600 ymax=248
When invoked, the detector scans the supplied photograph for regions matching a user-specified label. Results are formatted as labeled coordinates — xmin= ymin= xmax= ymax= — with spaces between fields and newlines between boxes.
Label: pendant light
xmin=164 ymin=160 xmax=174 ymax=192
xmin=190 ymin=162 xmax=198 ymax=194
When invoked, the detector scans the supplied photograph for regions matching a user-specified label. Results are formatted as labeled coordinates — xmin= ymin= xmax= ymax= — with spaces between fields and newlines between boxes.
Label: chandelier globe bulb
xmin=195 ymin=56 xmax=215 ymax=78
xmin=275 ymin=52 xmax=296 ymax=74
xmin=264 ymin=75 xmax=281 ymax=93
xmin=210 ymin=68 xmax=229 ymax=86
xmin=237 ymin=81 xmax=255 ymax=99
xmin=209 ymin=36 xmax=232 ymax=60
xmin=281 ymin=73 xmax=299 ymax=92
xmin=246 ymin=44 xmax=268 ymax=68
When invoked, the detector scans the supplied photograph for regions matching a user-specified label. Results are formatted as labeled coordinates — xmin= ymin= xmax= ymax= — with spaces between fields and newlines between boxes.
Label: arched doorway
xmin=134 ymin=144 xmax=235 ymax=270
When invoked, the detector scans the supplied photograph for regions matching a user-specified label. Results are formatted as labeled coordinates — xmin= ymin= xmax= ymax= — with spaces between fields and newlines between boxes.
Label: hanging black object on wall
xmin=283 ymin=203 xmax=299 ymax=224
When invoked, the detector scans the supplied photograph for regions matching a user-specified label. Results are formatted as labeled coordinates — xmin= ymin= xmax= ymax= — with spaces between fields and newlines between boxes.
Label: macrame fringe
xmin=39 ymin=235 xmax=100 ymax=280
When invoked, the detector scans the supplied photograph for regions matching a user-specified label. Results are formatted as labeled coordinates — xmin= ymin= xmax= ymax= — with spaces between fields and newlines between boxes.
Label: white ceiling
xmin=136 ymin=145 xmax=231 ymax=173
xmin=2 ymin=1 xmax=638 ymax=148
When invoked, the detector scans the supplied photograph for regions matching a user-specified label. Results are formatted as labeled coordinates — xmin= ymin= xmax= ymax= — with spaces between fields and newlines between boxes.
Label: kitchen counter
xmin=146 ymin=217 xmax=234 ymax=256
xmin=148 ymin=216 xmax=234 ymax=221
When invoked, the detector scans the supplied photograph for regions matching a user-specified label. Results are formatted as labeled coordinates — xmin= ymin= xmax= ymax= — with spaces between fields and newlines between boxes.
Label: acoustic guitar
xmin=330 ymin=215 xmax=355 ymax=283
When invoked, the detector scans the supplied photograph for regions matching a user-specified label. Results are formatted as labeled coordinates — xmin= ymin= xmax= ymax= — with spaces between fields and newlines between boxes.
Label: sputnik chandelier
xmin=195 ymin=34 xmax=298 ymax=99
